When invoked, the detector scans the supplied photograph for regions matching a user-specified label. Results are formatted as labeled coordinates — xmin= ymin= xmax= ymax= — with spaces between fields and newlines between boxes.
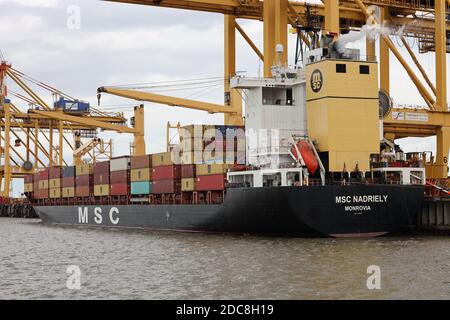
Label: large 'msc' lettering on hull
xmin=78 ymin=207 xmax=120 ymax=225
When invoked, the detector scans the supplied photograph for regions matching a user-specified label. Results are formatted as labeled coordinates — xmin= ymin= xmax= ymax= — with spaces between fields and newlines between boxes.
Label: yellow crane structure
xmin=102 ymin=0 xmax=450 ymax=178
xmin=73 ymin=136 xmax=113 ymax=165
xmin=0 ymin=62 xmax=146 ymax=198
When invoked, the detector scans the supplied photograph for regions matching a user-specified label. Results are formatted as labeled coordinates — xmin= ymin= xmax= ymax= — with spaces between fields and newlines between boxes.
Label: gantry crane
xmin=0 ymin=61 xmax=146 ymax=197
xmin=102 ymin=0 xmax=450 ymax=178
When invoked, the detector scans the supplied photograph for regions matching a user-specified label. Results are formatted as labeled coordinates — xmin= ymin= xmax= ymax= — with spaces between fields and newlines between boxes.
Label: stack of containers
xmin=203 ymin=125 xmax=218 ymax=164
xmin=24 ymin=175 xmax=33 ymax=196
xmin=181 ymin=164 xmax=196 ymax=192
xmin=130 ymin=155 xmax=152 ymax=195
xmin=152 ymin=152 xmax=181 ymax=194
xmin=76 ymin=163 xmax=93 ymax=197
xmin=33 ymin=172 xmax=40 ymax=198
xmin=49 ymin=166 xmax=62 ymax=199
xmin=36 ymin=168 xmax=49 ymax=199
xmin=94 ymin=161 xmax=110 ymax=197
xmin=62 ymin=166 xmax=76 ymax=198
xmin=196 ymin=164 xmax=230 ymax=192
xmin=110 ymin=156 xmax=130 ymax=196
xmin=179 ymin=125 xmax=204 ymax=165
xmin=213 ymin=126 xmax=245 ymax=164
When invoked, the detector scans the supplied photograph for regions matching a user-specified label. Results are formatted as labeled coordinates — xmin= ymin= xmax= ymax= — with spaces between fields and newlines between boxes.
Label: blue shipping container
xmin=131 ymin=181 xmax=153 ymax=195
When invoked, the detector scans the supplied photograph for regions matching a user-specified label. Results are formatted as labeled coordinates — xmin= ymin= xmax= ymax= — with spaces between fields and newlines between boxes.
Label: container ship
xmin=27 ymin=40 xmax=432 ymax=238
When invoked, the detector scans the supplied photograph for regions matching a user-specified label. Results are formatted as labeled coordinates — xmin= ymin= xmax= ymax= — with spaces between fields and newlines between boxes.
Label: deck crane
xmin=73 ymin=136 xmax=113 ymax=165
xmin=104 ymin=0 xmax=450 ymax=178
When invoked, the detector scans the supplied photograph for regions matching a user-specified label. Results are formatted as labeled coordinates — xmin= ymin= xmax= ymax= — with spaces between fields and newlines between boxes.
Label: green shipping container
xmin=131 ymin=181 xmax=153 ymax=195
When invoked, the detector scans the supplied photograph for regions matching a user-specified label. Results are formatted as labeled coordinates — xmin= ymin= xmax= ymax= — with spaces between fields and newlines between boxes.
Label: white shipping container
xmin=110 ymin=157 xmax=130 ymax=172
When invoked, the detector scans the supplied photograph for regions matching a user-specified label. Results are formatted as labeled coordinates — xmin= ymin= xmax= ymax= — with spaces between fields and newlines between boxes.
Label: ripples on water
xmin=0 ymin=218 xmax=448 ymax=299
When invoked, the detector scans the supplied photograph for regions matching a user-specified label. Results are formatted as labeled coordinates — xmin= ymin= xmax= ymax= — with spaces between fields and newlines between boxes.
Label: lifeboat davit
xmin=291 ymin=141 xmax=319 ymax=175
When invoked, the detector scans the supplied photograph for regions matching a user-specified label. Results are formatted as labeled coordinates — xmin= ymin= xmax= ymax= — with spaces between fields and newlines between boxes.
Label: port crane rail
xmin=102 ymin=0 xmax=450 ymax=179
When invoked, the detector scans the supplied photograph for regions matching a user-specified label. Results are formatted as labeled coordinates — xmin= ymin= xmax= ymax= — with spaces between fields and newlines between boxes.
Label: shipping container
xmin=180 ymin=151 xmax=203 ymax=164
xmin=179 ymin=125 xmax=204 ymax=139
xmin=62 ymin=166 xmax=75 ymax=178
xmin=94 ymin=184 xmax=110 ymax=197
xmin=110 ymin=170 xmax=128 ymax=184
xmin=130 ymin=168 xmax=151 ymax=182
xmin=110 ymin=156 xmax=130 ymax=172
xmin=76 ymin=174 xmax=93 ymax=186
xmin=76 ymin=163 xmax=93 ymax=176
xmin=152 ymin=151 xmax=173 ymax=167
xmin=152 ymin=179 xmax=181 ymax=194
xmin=203 ymin=126 xmax=217 ymax=142
xmin=62 ymin=187 xmax=75 ymax=198
xmin=24 ymin=183 xmax=33 ymax=193
xmin=38 ymin=169 xmax=49 ymax=180
xmin=94 ymin=161 xmax=110 ymax=174
xmin=180 ymin=138 xmax=204 ymax=152
xmin=38 ymin=179 xmax=49 ymax=190
xmin=94 ymin=173 xmax=110 ymax=185
xmin=76 ymin=185 xmax=91 ymax=197
xmin=24 ymin=175 xmax=33 ymax=184
xmin=196 ymin=164 xmax=233 ymax=176
xmin=131 ymin=181 xmax=153 ymax=195
xmin=131 ymin=155 xmax=152 ymax=169
xmin=196 ymin=174 xmax=227 ymax=191
xmin=153 ymin=165 xmax=181 ymax=181
xmin=49 ymin=178 xmax=61 ymax=189
xmin=49 ymin=188 xmax=61 ymax=199
xmin=62 ymin=176 xmax=75 ymax=188
xmin=181 ymin=164 xmax=196 ymax=178
xmin=205 ymin=126 xmax=245 ymax=143
xmin=49 ymin=166 xmax=62 ymax=179
xmin=181 ymin=178 xmax=195 ymax=192
xmin=35 ymin=189 xmax=49 ymax=199
xmin=33 ymin=178 xmax=39 ymax=190
xmin=110 ymin=183 xmax=129 ymax=196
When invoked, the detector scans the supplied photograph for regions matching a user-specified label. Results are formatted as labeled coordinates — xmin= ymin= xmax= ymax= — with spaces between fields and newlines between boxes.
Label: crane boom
xmin=97 ymin=87 xmax=239 ymax=114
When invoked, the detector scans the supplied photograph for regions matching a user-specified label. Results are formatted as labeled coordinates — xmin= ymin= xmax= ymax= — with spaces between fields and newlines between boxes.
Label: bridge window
xmin=360 ymin=65 xmax=370 ymax=74
xmin=336 ymin=64 xmax=346 ymax=73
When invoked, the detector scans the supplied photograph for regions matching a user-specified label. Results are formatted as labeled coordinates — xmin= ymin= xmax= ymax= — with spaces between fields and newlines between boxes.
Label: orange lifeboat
xmin=291 ymin=141 xmax=319 ymax=175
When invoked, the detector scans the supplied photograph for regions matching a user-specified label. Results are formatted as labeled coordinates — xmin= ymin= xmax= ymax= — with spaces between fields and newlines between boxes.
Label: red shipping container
xmin=131 ymin=155 xmax=152 ymax=169
xmin=38 ymin=169 xmax=49 ymax=180
xmin=76 ymin=174 xmax=93 ymax=186
xmin=62 ymin=177 xmax=75 ymax=188
xmin=36 ymin=189 xmax=49 ymax=199
xmin=153 ymin=165 xmax=181 ymax=181
xmin=110 ymin=183 xmax=129 ymax=196
xmin=76 ymin=185 xmax=91 ymax=197
xmin=49 ymin=166 xmax=62 ymax=179
xmin=181 ymin=164 xmax=196 ymax=178
xmin=152 ymin=180 xmax=181 ymax=194
xmin=94 ymin=173 xmax=110 ymax=185
xmin=24 ymin=175 xmax=33 ymax=184
xmin=196 ymin=174 xmax=227 ymax=191
xmin=110 ymin=170 xmax=128 ymax=184
xmin=94 ymin=161 xmax=110 ymax=174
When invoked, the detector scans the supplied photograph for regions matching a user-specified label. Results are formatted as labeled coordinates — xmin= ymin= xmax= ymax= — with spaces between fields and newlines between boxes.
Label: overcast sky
xmin=1 ymin=0 xmax=448 ymax=194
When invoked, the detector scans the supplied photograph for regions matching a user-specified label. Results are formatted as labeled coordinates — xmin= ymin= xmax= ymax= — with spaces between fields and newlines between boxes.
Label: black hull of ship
xmin=34 ymin=185 xmax=425 ymax=238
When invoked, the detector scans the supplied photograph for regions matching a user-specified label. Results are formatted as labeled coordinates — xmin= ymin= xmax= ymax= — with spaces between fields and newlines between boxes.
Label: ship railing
xmin=305 ymin=53 xmax=377 ymax=64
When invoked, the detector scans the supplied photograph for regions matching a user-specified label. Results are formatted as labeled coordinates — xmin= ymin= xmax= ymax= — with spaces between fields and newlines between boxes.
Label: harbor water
xmin=0 ymin=218 xmax=448 ymax=300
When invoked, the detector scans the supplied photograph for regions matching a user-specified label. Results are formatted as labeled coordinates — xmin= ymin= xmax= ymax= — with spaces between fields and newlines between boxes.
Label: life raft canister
xmin=291 ymin=141 xmax=319 ymax=175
